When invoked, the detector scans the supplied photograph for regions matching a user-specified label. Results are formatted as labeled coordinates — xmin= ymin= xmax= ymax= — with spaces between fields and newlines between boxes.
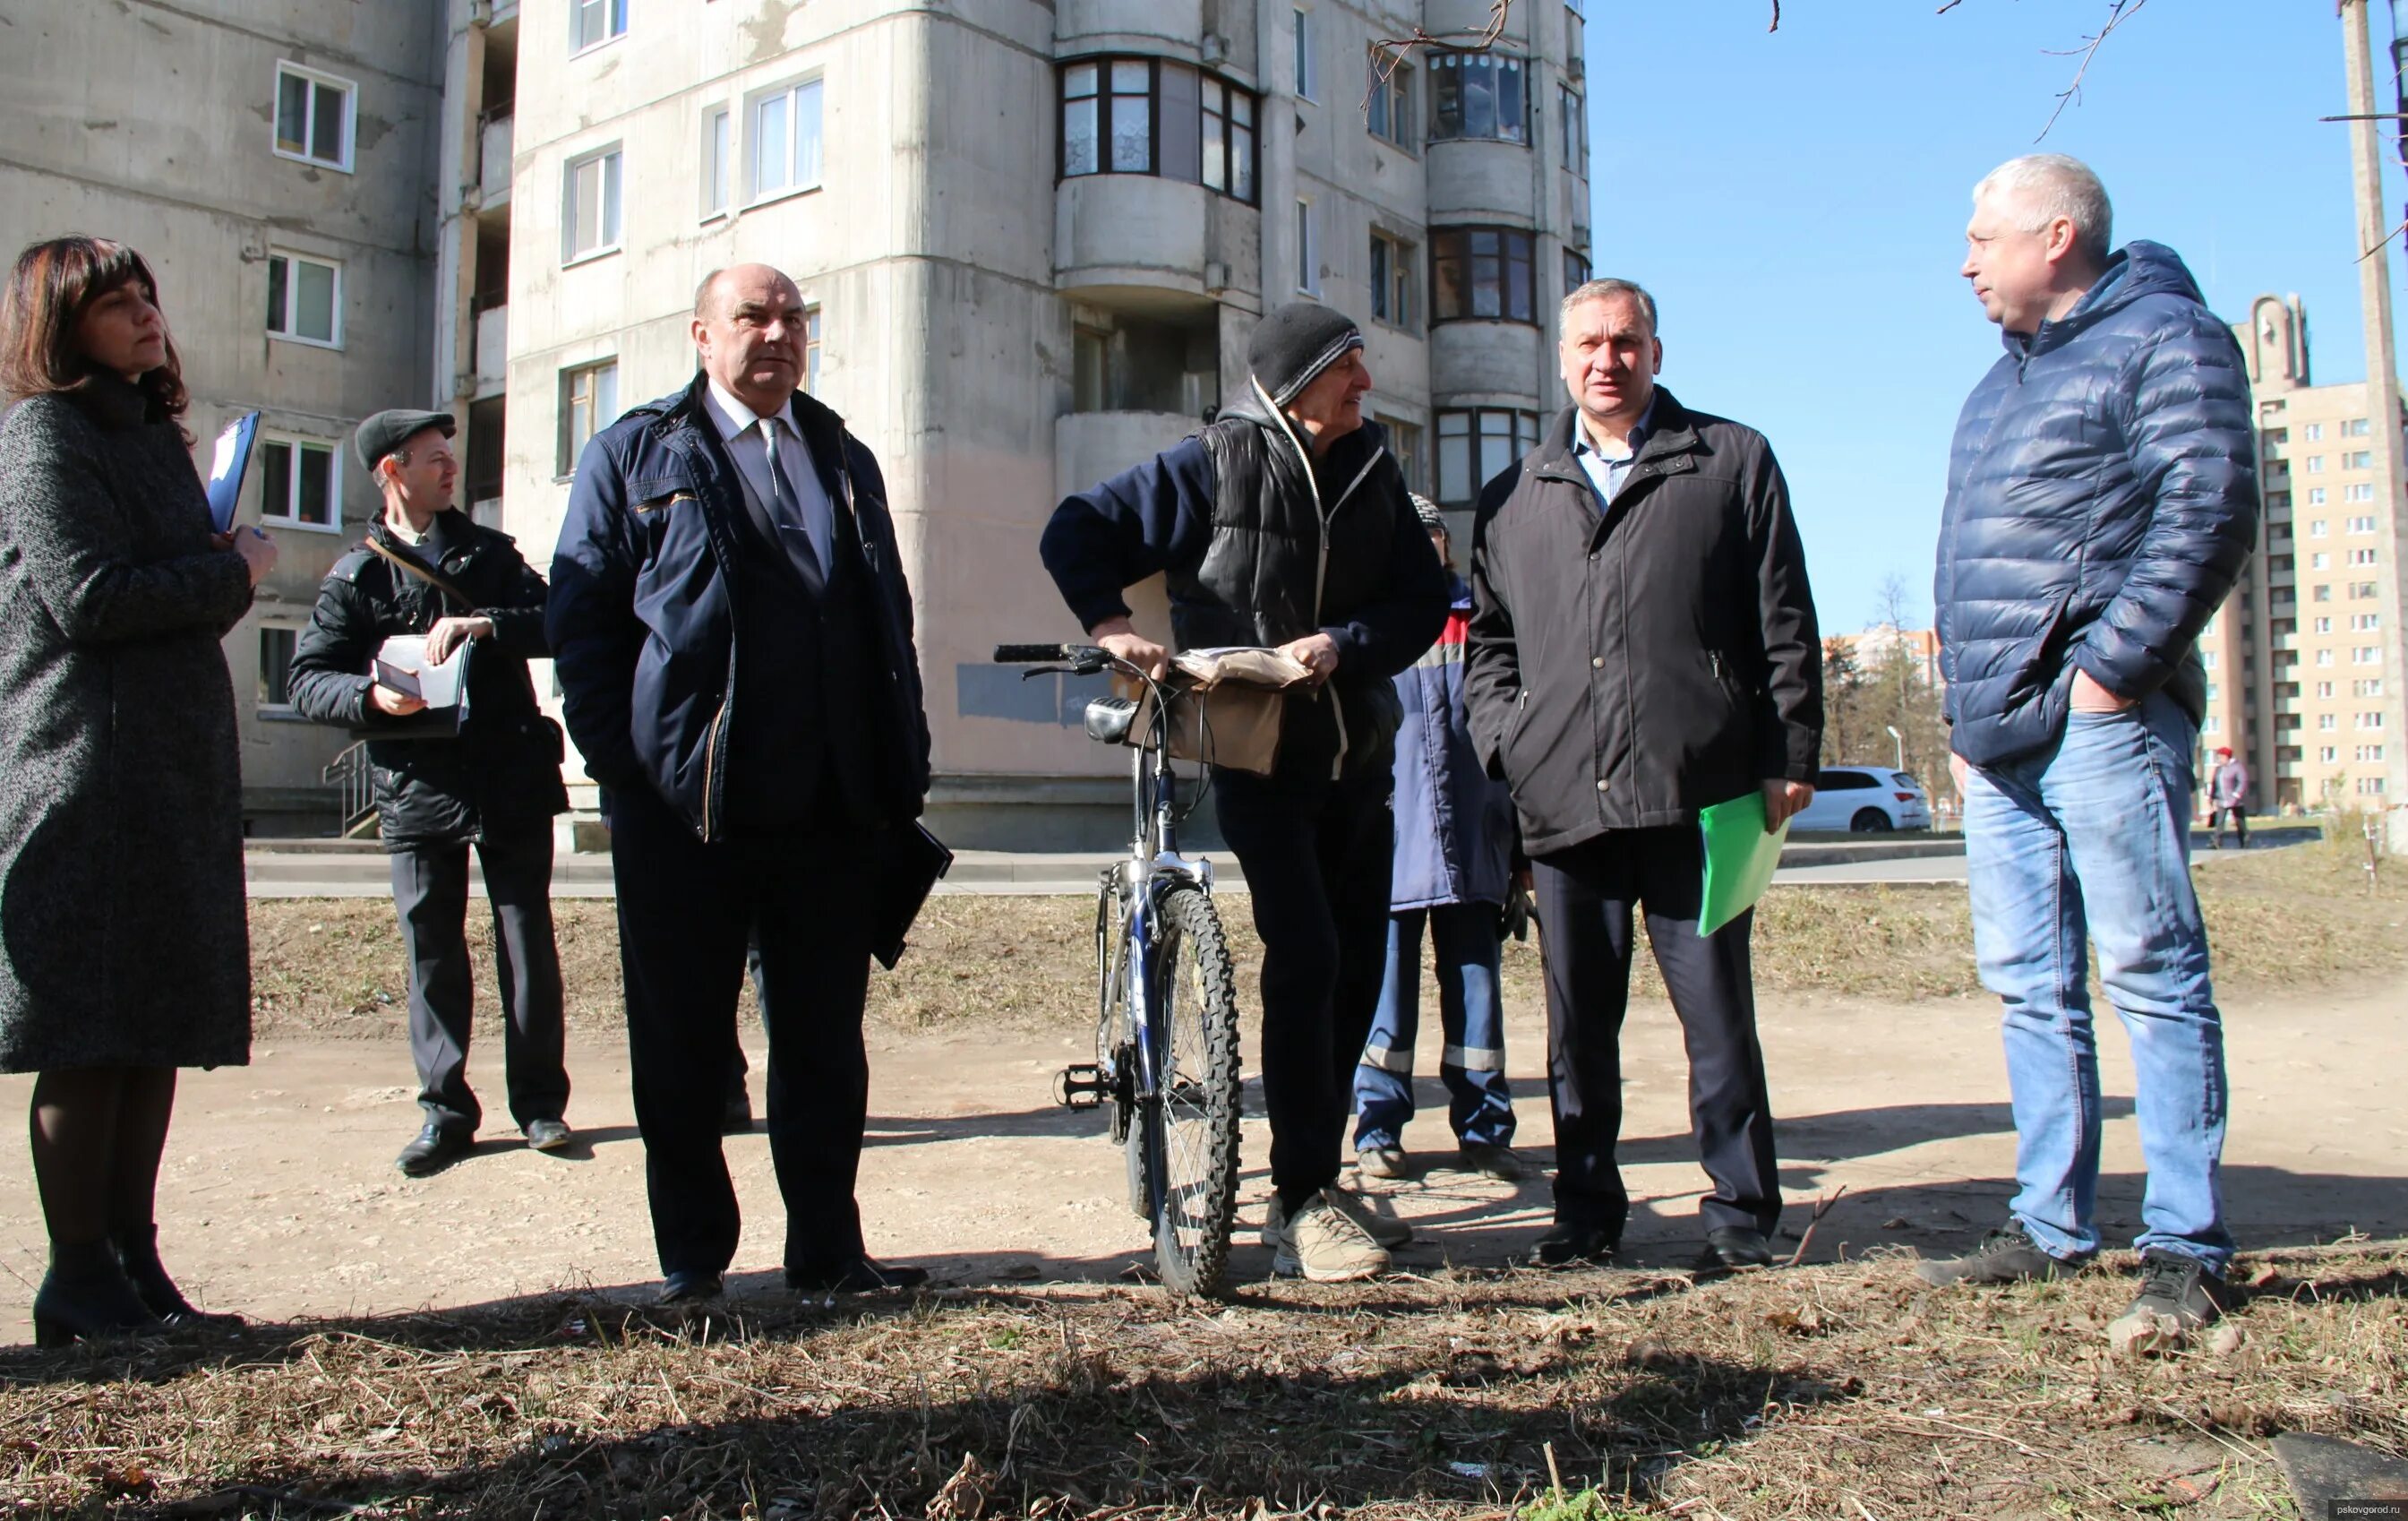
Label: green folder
xmin=1697 ymin=791 xmax=1791 ymax=936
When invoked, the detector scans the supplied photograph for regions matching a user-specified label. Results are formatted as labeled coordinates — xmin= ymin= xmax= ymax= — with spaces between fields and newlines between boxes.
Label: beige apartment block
xmin=493 ymin=0 xmax=1593 ymax=846
xmin=2221 ymin=295 xmax=2408 ymax=812
xmin=0 ymin=1 xmax=450 ymax=832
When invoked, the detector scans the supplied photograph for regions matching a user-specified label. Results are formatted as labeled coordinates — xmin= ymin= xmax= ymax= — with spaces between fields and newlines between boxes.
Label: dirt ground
xmin=4 ymin=970 xmax=2400 ymax=1330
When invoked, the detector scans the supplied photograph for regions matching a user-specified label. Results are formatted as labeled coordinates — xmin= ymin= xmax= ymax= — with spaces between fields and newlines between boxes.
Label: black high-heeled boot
xmin=113 ymin=1225 xmax=244 ymax=1333
xmin=30 ymin=1239 xmax=164 ymax=1348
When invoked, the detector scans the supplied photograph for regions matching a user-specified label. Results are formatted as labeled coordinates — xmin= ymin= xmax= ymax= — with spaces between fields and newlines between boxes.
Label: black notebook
xmin=870 ymin=821 xmax=954 ymax=970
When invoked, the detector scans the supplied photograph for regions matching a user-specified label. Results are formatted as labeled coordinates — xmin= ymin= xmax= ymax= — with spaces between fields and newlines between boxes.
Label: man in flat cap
xmin=288 ymin=408 xmax=572 ymax=1176
xmin=1040 ymin=301 xmax=1449 ymax=1282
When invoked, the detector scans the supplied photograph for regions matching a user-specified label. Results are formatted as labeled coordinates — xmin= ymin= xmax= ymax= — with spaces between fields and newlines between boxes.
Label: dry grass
xmin=3 ymin=1243 xmax=2399 ymax=1518
xmin=247 ymin=830 xmax=2405 ymax=1040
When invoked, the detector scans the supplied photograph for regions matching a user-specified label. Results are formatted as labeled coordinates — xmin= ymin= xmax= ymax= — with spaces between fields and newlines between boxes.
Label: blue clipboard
xmin=204 ymin=411 xmax=261 ymax=533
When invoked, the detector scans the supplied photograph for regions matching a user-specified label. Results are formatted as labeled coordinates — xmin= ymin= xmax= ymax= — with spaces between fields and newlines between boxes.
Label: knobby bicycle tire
xmin=1144 ymin=883 xmax=1243 ymax=1296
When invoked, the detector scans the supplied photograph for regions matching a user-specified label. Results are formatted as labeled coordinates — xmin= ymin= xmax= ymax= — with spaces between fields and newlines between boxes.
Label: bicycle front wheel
xmin=1143 ymin=883 xmax=1243 ymax=1296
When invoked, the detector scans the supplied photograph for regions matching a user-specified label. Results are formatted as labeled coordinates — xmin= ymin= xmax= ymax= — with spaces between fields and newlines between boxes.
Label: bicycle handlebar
xmin=993 ymin=643 xmax=1101 ymax=665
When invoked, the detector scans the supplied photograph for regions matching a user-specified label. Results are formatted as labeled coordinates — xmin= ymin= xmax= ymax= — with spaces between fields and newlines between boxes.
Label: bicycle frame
xmin=1113 ymin=674 xmax=1214 ymax=1161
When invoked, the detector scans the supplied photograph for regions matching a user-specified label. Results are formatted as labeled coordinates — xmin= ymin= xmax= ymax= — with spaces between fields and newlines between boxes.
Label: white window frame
xmin=265 ymin=250 xmax=343 ymax=349
xmin=1368 ymin=227 xmax=1414 ymax=330
xmin=702 ymin=105 xmax=732 ymax=220
xmin=561 ymin=144 xmax=624 ymax=265
xmin=1296 ymin=197 xmax=1320 ymax=295
xmin=256 ymin=434 xmax=344 ymax=534
xmin=272 ymin=62 xmax=356 ymax=173
xmin=1293 ymin=6 xmax=1317 ymax=101
xmin=746 ymin=76 xmax=826 ymax=206
xmin=570 ymin=0 xmax=629 ymax=57
xmin=256 ymin=621 xmax=304 ymax=714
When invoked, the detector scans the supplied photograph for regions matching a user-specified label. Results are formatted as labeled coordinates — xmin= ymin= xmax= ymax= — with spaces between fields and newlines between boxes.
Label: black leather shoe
xmin=1531 ymin=1223 xmax=1619 ymax=1269
xmin=115 ymin=1225 xmax=243 ymax=1333
xmin=785 ymin=1256 xmax=930 ymax=1294
xmin=522 ymin=1118 xmax=573 ymax=1152
xmin=657 ymin=1270 xmax=724 ymax=1305
xmin=1694 ymin=1226 xmax=1777 ymax=1276
xmin=395 ymin=1122 xmax=473 ymax=1178
xmin=31 ymin=1242 xmax=166 ymax=1348
xmin=721 ymin=1087 xmax=754 ymax=1136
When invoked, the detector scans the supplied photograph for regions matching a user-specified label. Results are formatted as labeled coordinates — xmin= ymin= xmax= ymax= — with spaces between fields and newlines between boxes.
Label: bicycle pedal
xmin=1054 ymin=1064 xmax=1109 ymax=1109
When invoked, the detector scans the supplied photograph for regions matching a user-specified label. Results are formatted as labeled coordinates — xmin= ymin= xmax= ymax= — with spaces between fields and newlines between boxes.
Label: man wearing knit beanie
xmin=1041 ymin=303 xmax=1449 ymax=1281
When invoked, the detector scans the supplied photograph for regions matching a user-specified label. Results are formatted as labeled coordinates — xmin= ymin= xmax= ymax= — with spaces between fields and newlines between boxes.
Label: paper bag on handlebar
xmin=1123 ymin=647 xmax=1314 ymax=778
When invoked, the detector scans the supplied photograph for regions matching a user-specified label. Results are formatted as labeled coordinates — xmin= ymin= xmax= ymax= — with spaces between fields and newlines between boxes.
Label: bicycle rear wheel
xmin=1095 ymin=879 xmax=1152 ymax=1217
xmin=1143 ymin=884 xmax=1243 ymax=1295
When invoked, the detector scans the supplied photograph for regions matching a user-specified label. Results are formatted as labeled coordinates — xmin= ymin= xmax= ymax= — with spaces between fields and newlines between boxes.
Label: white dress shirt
xmin=701 ymin=377 xmax=835 ymax=570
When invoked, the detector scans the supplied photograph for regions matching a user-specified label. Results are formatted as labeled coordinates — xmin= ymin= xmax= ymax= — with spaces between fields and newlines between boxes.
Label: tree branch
xmin=2033 ymin=0 xmax=2153 ymax=142
xmin=1364 ymin=0 xmax=1512 ymax=116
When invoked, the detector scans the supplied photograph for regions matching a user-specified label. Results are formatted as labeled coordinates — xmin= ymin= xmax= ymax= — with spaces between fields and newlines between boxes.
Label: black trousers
xmin=1213 ymin=764 xmax=1394 ymax=1214
xmin=2207 ymin=803 xmax=2248 ymax=847
xmin=390 ymin=826 xmax=570 ymax=1134
xmin=1533 ymin=826 xmax=1780 ymax=1239
xmin=608 ymin=778 xmax=875 ymax=1280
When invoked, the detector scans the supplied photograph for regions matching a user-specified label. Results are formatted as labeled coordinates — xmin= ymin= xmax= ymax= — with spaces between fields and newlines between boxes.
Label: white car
xmin=1794 ymin=765 xmax=1933 ymax=833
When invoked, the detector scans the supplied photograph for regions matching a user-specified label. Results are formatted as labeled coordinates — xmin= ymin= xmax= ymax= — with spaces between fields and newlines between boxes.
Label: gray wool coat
xmin=0 ymin=378 xmax=256 ymax=1072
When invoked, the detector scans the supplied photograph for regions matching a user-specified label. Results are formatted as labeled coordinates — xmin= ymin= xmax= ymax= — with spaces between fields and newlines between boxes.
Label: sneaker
xmin=1458 ymin=1143 xmax=1528 ymax=1182
xmin=1356 ymin=1145 xmax=1410 ymax=1180
xmin=1265 ymin=1187 xmax=1413 ymax=1251
xmin=2107 ymin=1249 xmax=2233 ymax=1354
xmin=1913 ymin=1222 xmax=2084 ymax=1286
xmin=1271 ymin=1190 xmax=1391 ymax=1282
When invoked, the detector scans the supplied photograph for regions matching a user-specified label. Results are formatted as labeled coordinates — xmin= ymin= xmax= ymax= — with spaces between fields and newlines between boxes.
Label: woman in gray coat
xmin=0 ymin=236 xmax=277 ymax=1345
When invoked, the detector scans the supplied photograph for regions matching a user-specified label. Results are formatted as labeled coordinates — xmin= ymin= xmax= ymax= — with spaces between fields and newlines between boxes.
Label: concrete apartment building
xmin=493 ymin=0 xmax=1594 ymax=843
xmin=2214 ymin=295 xmax=2408 ymax=812
xmin=0 ymin=0 xmax=449 ymax=828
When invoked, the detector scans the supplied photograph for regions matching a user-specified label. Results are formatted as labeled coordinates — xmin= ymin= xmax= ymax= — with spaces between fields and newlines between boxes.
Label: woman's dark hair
xmin=0 ymin=236 xmax=188 ymax=421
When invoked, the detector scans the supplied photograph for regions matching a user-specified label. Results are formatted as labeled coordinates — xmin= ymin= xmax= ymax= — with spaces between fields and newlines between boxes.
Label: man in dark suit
xmin=1466 ymin=279 xmax=1822 ymax=1276
xmin=548 ymin=264 xmax=934 ymax=1303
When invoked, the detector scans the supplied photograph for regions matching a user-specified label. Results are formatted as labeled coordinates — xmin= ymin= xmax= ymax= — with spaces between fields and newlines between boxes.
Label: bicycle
xmin=991 ymin=641 xmax=1246 ymax=1294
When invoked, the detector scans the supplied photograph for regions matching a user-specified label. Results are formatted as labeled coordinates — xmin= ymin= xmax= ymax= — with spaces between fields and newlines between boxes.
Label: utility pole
xmin=2337 ymin=0 xmax=2408 ymax=847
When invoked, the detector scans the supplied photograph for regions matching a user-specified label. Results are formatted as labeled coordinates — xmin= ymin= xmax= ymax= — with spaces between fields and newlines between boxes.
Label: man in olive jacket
xmin=288 ymin=409 xmax=570 ymax=1178
xmin=1466 ymin=279 xmax=1821 ymax=1274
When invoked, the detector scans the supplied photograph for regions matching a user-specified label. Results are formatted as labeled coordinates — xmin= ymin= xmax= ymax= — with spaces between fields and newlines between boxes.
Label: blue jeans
xmin=1354 ymin=904 xmax=1517 ymax=1151
xmin=1964 ymin=691 xmax=2233 ymax=1275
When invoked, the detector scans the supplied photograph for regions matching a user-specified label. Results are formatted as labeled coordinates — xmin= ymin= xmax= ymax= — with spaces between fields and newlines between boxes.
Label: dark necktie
xmin=761 ymin=420 xmax=830 ymax=578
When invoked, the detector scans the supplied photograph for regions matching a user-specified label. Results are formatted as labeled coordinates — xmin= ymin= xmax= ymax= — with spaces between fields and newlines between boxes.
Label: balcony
xmin=1055 ymin=175 xmax=1258 ymax=303
xmin=479 ymin=108 xmax=513 ymax=209
xmin=1056 ymin=0 xmax=1203 ymax=52
xmin=1429 ymin=321 xmax=1544 ymax=405
xmin=473 ymin=302 xmax=507 ymax=400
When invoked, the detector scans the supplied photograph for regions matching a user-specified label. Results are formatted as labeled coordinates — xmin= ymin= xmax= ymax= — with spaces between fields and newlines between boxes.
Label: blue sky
xmin=1582 ymin=0 xmax=2403 ymax=632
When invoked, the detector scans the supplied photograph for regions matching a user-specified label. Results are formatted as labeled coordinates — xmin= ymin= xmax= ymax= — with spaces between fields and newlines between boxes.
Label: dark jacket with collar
xmin=1465 ymin=390 xmax=1822 ymax=855
xmin=287 ymin=511 xmax=569 ymax=849
xmin=1038 ymin=384 xmax=1449 ymax=782
xmin=1391 ymin=575 xmax=1514 ymax=910
xmin=1936 ymin=240 xmax=2257 ymax=766
xmin=545 ymin=373 xmax=931 ymax=839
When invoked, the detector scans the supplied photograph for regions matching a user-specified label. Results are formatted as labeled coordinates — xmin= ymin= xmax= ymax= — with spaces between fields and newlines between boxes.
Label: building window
xmin=1431 ymin=226 xmax=1538 ymax=324
xmin=2306 ymin=456 xmax=2325 ymax=473
xmin=1062 ymin=60 xmax=1256 ymax=203
xmin=562 ymin=146 xmax=623 ymax=262
xmin=2312 ymin=552 xmax=2332 ymax=570
xmin=2345 ymin=450 xmax=2374 ymax=468
xmin=2320 ymin=744 xmax=2339 ymax=763
xmin=1436 ymin=408 xmax=1540 ymax=505
xmin=571 ymin=0 xmax=629 ymax=54
xmin=1564 ymin=247 xmax=1590 ymax=298
xmin=1369 ymin=229 xmax=1415 ymax=330
xmin=258 ymin=437 xmax=338 ymax=529
xmin=2305 ymin=422 xmax=2325 ymax=441
xmin=2344 ymin=416 xmax=2371 ymax=435
xmin=2314 ymin=616 xmax=2334 ymax=633
xmin=265 ymin=252 xmax=341 ymax=348
xmin=1427 ymin=52 xmax=1528 ymax=144
xmin=1383 ymin=417 xmax=1425 ymax=494
xmin=2309 ymin=491 xmax=2328 ymax=508
xmin=2318 ymin=681 xmax=2335 ymax=697
xmin=1565 ymin=2 xmax=1586 ymax=70
xmin=274 ymin=63 xmax=356 ymax=171
xmin=2360 ymin=710 xmax=2387 ymax=729
xmin=1294 ymin=7 xmax=1317 ymax=101
xmin=2310 ymin=516 xmax=2329 ymax=533
xmin=1296 ymin=200 xmax=1319 ymax=295
xmin=2319 ymin=713 xmax=2339 ymax=732
xmin=2354 ymin=646 xmax=2382 ymax=665
xmin=558 ymin=360 xmax=619 ymax=477
xmin=1558 ymin=84 xmax=1587 ymax=176
xmin=703 ymin=106 xmax=731 ymax=218
xmin=2348 ymin=514 xmax=2379 ymax=532
xmin=1367 ymin=56 xmax=1413 ymax=149
xmin=2353 ymin=580 xmax=2381 ymax=598
xmin=2361 ymin=743 xmax=2387 ymax=761
xmin=802 ymin=306 xmax=822 ymax=394
xmin=2315 ymin=583 xmax=2333 ymax=601
xmin=2318 ymin=649 xmax=2336 ymax=666
xmin=2351 ymin=547 xmax=2381 ymax=565
xmin=2353 ymin=613 xmax=2383 ymax=632
xmin=2356 ymin=678 xmax=2386 ymax=696
xmin=749 ymin=79 xmax=825 ymax=202
xmin=257 ymin=626 xmax=299 ymax=710
xmin=2361 ymin=776 xmax=2389 ymax=795
xmin=2203 ymin=716 xmax=2220 ymax=734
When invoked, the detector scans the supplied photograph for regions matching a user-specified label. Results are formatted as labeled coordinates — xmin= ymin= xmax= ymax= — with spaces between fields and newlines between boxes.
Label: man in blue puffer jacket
xmin=1918 ymin=155 xmax=2258 ymax=1353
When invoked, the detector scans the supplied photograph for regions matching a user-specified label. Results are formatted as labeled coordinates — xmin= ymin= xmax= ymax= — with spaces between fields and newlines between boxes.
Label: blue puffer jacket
xmin=1935 ymin=240 xmax=2258 ymax=766
xmin=1391 ymin=576 xmax=1514 ymax=911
